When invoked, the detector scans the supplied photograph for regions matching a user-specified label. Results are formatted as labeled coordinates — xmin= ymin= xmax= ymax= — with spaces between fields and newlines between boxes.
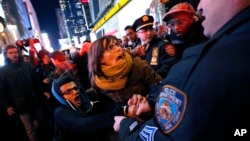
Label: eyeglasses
xmin=167 ymin=20 xmax=187 ymax=28
xmin=104 ymin=42 xmax=121 ymax=51
xmin=61 ymin=87 xmax=79 ymax=95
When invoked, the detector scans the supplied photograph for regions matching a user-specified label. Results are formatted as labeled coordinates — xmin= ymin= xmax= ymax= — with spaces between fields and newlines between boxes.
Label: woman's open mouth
xmin=117 ymin=52 xmax=124 ymax=60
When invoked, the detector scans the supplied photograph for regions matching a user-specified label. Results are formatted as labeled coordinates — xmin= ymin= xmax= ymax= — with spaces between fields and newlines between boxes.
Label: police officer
xmin=113 ymin=0 xmax=250 ymax=140
xmin=131 ymin=15 xmax=179 ymax=78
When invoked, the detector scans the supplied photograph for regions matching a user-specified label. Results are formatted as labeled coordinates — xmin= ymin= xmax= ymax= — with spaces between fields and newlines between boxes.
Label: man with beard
xmin=0 ymin=44 xmax=50 ymax=141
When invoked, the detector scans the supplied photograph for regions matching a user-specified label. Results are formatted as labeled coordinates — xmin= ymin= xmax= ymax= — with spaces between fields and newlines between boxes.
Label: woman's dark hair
xmin=88 ymin=35 xmax=119 ymax=85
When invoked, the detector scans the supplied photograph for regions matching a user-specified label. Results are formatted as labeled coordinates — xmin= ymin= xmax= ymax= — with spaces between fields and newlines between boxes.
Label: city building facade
xmin=58 ymin=0 xmax=90 ymax=47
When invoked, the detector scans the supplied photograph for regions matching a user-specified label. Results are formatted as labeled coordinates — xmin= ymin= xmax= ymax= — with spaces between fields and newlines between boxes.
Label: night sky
xmin=30 ymin=0 xmax=60 ymax=50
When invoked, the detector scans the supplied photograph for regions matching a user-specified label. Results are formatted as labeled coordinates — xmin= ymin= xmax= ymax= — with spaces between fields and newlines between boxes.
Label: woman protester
xmin=87 ymin=35 xmax=163 ymax=140
xmin=88 ymin=35 xmax=162 ymax=105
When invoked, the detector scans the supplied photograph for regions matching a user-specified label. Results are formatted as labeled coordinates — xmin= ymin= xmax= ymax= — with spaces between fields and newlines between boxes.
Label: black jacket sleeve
xmin=54 ymin=104 xmax=123 ymax=134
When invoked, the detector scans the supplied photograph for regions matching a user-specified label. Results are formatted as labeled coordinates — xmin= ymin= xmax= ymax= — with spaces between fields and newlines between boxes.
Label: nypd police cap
xmin=132 ymin=15 xmax=154 ymax=32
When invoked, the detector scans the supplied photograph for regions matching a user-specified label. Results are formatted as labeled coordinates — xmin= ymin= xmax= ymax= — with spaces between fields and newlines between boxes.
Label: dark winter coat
xmin=0 ymin=61 xmax=44 ymax=113
xmin=143 ymin=36 xmax=180 ymax=78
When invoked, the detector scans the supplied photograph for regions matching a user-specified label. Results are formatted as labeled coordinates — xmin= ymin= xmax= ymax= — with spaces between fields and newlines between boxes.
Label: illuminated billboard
xmin=81 ymin=0 xmax=89 ymax=3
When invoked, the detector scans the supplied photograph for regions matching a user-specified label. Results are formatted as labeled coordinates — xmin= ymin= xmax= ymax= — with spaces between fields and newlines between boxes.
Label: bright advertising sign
xmin=93 ymin=0 xmax=130 ymax=31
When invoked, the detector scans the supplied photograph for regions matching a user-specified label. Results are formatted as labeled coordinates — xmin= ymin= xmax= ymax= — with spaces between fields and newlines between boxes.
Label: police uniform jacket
xmin=118 ymin=6 xmax=250 ymax=141
xmin=143 ymin=36 xmax=180 ymax=78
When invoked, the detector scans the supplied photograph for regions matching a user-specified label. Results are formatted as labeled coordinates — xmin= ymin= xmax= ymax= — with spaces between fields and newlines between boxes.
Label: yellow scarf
xmin=95 ymin=52 xmax=132 ymax=91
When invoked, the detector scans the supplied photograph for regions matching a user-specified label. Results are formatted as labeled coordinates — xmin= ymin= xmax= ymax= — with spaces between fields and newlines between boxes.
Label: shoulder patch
xmin=139 ymin=125 xmax=158 ymax=141
xmin=164 ymin=44 xmax=175 ymax=56
xmin=155 ymin=85 xmax=187 ymax=134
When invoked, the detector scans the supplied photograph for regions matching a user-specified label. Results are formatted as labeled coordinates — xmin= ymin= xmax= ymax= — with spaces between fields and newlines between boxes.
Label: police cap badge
xmin=132 ymin=15 xmax=154 ymax=32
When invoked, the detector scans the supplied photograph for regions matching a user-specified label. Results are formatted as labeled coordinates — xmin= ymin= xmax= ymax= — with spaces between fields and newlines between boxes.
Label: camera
xmin=15 ymin=38 xmax=40 ymax=52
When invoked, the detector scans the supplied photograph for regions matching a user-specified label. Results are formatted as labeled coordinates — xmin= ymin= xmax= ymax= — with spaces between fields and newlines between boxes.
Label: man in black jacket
xmin=0 ymin=44 xmax=50 ymax=141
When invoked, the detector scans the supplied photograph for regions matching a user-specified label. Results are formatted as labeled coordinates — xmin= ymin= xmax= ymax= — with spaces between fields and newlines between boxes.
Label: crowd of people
xmin=1 ymin=0 xmax=250 ymax=141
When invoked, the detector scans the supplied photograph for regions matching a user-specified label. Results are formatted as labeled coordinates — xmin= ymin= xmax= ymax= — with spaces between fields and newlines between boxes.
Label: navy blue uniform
xmin=144 ymin=36 xmax=179 ymax=78
xmin=118 ymin=6 xmax=250 ymax=141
